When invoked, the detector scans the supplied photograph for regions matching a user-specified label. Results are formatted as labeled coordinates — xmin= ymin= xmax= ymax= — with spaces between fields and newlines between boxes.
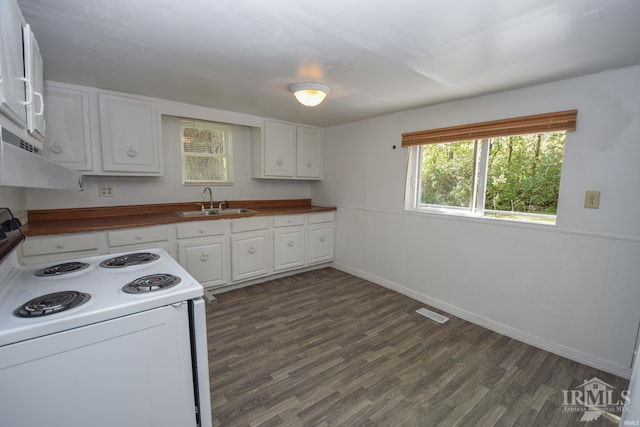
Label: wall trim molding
xmin=331 ymin=204 xmax=640 ymax=244
xmin=332 ymin=261 xmax=632 ymax=379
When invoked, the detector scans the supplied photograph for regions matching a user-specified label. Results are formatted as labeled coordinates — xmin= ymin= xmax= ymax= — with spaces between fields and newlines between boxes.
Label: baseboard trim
xmin=332 ymin=262 xmax=632 ymax=380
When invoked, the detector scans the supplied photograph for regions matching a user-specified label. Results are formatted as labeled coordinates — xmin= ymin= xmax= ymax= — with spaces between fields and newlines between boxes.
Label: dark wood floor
xmin=205 ymin=268 xmax=628 ymax=426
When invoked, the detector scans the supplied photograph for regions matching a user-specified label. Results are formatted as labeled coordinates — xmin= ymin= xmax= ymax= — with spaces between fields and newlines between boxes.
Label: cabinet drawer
xmin=273 ymin=214 xmax=305 ymax=228
xmin=307 ymin=211 xmax=335 ymax=224
xmin=176 ymin=220 xmax=226 ymax=239
xmin=230 ymin=217 xmax=271 ymax=234
xmin=22 ymin=233 xmax=99 ymax=256
xmin=107 ymin=226 xmax=168 ymax=247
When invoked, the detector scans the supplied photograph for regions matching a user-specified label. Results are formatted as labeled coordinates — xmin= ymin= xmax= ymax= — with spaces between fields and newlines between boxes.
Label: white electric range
xmin=0 ymin=208 xmax=212 ymax=427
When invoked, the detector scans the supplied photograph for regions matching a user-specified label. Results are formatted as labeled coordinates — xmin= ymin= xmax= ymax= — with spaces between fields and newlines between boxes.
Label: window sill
xmin=404 ymin=206 xmax=557 ymax=227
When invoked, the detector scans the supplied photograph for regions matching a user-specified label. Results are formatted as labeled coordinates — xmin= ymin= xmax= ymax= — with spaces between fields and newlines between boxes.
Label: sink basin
xmin=176 ymin=208 xmax=257 ymax=217
xmin=176 ymin=209 xmax=221 ymax=217
xmin=216 ymin=208 xmax=258 ymax=215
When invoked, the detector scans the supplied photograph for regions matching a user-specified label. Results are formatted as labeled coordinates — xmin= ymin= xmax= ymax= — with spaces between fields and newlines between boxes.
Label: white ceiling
xmin=17 ymin=0 xmax=640 ymax=128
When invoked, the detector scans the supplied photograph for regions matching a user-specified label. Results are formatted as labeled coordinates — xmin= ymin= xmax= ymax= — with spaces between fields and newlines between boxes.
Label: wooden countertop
xmin=23 ymin=199 xmax=336 ymax=237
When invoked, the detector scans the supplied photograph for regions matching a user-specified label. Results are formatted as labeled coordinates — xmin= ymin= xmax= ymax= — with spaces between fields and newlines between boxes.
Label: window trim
xmin=405 ymin=132 xmax=568 ymax=225
xmin=180 ymin=119 xmax=233 ymax=186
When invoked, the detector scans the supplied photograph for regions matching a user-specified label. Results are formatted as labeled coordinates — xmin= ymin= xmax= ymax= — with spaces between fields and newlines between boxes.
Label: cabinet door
xmin=231 ymin=230 xmax=270 ymax=282
xmin=307 ymin=222 xmax=335 ymax=265
xmin=99 ymin=93 xmax=162 ymax=174
xmin=296 ymin=126 xmax=322 ymax=179
xmin=178 ymin=238 xmax=226 ymax=288
xmin=43 ymin=84 xmax=93 ymax=171
xmin=263 ymin=121 xmax=295 ymax=177
xmin=0 ymin=0 xmax=27 ymax=127
xmin=273 ymin=226 xmax=305 ymax=271
xmin=23 ymin=24 xmax=45 ymax=142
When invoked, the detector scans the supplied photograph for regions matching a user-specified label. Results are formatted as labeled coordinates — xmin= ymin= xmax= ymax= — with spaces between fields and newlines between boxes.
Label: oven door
xmin=0 ymin=303 xmax=198 ymax=427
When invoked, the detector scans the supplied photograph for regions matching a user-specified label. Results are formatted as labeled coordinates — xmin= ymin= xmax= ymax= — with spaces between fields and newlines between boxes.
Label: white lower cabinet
xmin=20 ymin=232 xmax=101 ymax=265
xmin=231 ymin=230 xmax=270 ymax=282
xmin=273 ymin=215 xmax=305 ymax=272
xmin=176 ymin=220 xmax=227 ymax=288
xmin=106 ymin=225 xmax=173 ymax=257
xmin=178 ymin=238 xmax=226 ymax=288
xmin=230 ymin=217 xmax=271 ymax=283
xmin=307 ymin=212 xmax=335 ymax=265
xmin=20 ymin=211 xmax=335 ymax=287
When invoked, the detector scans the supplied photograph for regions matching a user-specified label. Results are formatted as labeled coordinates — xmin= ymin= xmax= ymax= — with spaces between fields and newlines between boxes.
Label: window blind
xmin=401 ymin=109 xmax=577 ymax=147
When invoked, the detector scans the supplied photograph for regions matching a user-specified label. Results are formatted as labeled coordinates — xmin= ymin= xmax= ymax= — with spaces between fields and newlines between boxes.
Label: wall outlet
xmin=99 ymin=185 xmax=115 ymax=197
xmin=584 ymin=190 xmax=600 ymax=209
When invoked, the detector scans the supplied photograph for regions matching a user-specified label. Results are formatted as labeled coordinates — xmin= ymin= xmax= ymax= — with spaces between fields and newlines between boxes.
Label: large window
xmin=403 ymin=110 xmax=577 ymax=224
xmin=180 ymin=119 xmax=233 ymax=185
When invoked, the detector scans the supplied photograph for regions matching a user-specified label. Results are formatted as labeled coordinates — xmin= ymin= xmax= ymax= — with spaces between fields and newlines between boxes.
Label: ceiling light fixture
xmin=289 ymin=82 xmax=332 ymax=107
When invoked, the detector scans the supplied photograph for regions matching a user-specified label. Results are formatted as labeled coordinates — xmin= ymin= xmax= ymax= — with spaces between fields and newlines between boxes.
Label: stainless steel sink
xmin=176 ymin=208 xmax=257 ymax=217
xmin=216 ymin=208 xmax=258 ymax=215
xmin=176 ymin=209 xmax=221 ymax=217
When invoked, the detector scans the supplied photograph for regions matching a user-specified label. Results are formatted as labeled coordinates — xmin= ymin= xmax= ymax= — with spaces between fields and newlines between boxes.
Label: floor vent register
xmin=416 ymin=308 xmax=449 ymax=324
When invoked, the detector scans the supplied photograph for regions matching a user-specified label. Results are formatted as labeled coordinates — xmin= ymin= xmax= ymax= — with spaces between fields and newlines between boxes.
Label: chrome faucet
xmin=202 ymin=187 xmax=213 ymax=210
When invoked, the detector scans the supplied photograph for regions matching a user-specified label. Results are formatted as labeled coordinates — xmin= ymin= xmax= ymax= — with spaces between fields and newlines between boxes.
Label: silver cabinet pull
xmin=127 ymin=147 xmax=138 ymax=158
xmin=248 ymin=246 xmax=256 ymax=254
xmin=33 ymin=92 xmax=44 ymax=115
xmin=50 ymin=141 xmax=63 ymax=154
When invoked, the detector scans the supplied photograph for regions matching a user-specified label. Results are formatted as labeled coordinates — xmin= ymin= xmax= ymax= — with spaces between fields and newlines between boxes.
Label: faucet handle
xmin=197 ymin=203 xmax=205 ymax=211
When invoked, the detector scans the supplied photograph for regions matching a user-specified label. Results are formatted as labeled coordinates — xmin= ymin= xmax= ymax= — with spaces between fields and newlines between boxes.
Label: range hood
xmin=0 ymin=127 xmax=83 ymax=190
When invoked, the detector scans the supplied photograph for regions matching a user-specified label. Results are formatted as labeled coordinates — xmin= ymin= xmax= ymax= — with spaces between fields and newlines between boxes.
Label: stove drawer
xmin=107 ymin=226 xmax=169 ymax=248
xmin=22 ymin=233 xmax=99 ymax=257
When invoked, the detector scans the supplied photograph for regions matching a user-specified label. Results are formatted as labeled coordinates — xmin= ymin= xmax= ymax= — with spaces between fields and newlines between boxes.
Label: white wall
xmin=25 ymin=115 xmax=311 ymax=210
xmin=312 ymin=65 xmax=640 ymax=378
xmin=0 ymin=187 xmax=27 ymax=219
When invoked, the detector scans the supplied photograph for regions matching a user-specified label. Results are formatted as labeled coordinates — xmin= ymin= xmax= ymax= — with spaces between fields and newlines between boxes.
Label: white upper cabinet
xmin=263 ymin=120 xmax=295 ymax=177
xmin=0 ymin=0 xmax=28 ymax=128
xmin=42 ymin=83 xmax=163 ymax=176
xmin=98 ymin=93 xmax=163 ymax=175
xmin=43 ymin=83 xmax=93 ymax=171
xmin=23 ymin=24 xmax=45 ymax=142
xmin=252 ymin=120 xmax=323 ymax=180
xmin=296 ymin=126 xmax=323 ymax=179
xmin=0 ymin=0 xmax=47 ymax=151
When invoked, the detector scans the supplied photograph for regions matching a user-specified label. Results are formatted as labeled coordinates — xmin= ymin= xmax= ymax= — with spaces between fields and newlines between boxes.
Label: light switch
xmin=584 ymin=191 xmax=600 ymax=209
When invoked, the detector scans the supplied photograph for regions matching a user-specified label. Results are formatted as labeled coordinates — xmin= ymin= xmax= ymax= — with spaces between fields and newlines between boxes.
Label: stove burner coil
xmin=123 ymin=274 xmax=181 ymax=294
xmin=15 ymin=291 xmax=91 ymax=317
xmin=35 ymin=262 xmax=91 ymax=277
xmin=99 ymin=252 xmax=160 ymax=268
